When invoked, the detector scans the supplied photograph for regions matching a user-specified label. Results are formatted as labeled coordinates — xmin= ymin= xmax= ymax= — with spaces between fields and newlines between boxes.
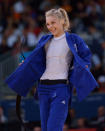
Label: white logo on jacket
xmin=61 ymin=100 xmax=66 ymax=104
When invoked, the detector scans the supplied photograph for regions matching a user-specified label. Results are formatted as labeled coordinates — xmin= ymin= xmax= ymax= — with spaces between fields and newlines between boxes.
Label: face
xmin=69 ymin=109 xmax=75 ymax=118
xmin=63 ymin=124 xmax=68 ymax=131
xmin=0 ymin=107 xmax=3 ymax=116
xmin=46 ymin=16 xmax=64 ymax=37
xmin=77 ymin=118 xmax=85 ymax=128
xmin=98 ymin=106 xmax=105 ymax=117
xmin=33 ymin=127 xmax=41 ymax=131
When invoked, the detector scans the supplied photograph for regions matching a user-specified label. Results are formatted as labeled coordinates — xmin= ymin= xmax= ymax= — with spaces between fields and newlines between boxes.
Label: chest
xmin=46 ymin=39 xmax=70 ymax=57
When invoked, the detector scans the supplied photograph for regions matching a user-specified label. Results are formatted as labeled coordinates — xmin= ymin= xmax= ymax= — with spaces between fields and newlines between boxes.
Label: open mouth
xmin=50 ymin=29 xmax=56 ymax=34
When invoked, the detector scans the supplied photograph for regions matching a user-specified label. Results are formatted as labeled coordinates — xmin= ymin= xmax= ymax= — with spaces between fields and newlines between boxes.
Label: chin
xmin=50 ymin=30 xmax=56 ymax=35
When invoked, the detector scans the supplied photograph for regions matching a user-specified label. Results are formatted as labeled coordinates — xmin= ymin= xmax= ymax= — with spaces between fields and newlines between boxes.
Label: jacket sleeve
xmin=5 ymin=35 xmax=47 ymax=97
xmin=74 ymin=34 xmax=92 ymax=69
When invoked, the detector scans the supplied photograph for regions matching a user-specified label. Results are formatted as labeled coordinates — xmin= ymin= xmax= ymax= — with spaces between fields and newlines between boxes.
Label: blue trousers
xmin=37 ymin=83 xmax=71 ymax=131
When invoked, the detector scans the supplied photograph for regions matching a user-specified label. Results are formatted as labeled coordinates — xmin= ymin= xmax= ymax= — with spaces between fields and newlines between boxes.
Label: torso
xmin=40 ymin=33 xmax=73 ymax=80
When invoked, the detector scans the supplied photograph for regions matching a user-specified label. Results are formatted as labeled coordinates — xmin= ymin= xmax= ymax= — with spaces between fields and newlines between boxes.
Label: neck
xmin=54 ymin=31 xmax=65 ymax=38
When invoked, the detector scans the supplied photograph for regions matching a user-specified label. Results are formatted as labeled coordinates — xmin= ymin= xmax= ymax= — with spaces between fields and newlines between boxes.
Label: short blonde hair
xmin=45 ymin=8 xmax=70 ymax=31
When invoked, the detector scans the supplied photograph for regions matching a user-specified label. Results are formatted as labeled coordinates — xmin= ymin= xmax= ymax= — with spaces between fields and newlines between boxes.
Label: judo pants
xmin=37 ymin=83 xmax=71 ymax=131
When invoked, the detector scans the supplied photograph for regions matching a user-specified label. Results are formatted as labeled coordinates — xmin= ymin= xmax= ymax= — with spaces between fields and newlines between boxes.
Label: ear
xmin=61 ymin=19 xmax=65 ymax=25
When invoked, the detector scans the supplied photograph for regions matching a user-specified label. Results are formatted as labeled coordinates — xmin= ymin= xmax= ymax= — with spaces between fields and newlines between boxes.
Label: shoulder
xmin=38 ymin=33 xmax=52 ymax=43
xmin=66 ymin=32 xmax=84 ymax=42
xmin=34 ymin=33 xmax=53 ymax=50
xmin=35 ymin=33 xmax=52 ymax=48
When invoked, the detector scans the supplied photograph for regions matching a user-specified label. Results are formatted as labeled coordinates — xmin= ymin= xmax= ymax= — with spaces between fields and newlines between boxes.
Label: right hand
xmin=19 ymin=60 xmax=24 ymax=66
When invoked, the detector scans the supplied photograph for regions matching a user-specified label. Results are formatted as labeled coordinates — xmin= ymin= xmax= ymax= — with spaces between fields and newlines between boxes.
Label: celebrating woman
xmin=5 ymin=8 xmax=98 ymax=131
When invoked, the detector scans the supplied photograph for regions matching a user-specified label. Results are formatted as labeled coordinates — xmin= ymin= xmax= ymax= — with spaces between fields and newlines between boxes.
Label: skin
xmin=46 ymin=15 xmax=65 ymax=37
xmin=33 ymin=127 xmax=41 ymax=131
xmin=77 ymin=118 xmax=86 ymax=128
xmin=98 ymin=106 xmax=105 ymax=117
xmin=63 ymin=124 xmax=69 ymax=131
xmin=0 ymin=107 xmax=3 ymax=117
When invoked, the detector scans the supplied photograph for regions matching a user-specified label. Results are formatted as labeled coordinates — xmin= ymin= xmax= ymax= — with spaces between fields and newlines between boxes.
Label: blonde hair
xmin=45 ymin=8 xmax=70 ymax=31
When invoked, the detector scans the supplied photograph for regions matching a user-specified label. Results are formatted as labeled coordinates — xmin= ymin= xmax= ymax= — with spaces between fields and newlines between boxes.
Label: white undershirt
xmin=40 ymin=33 xmax=73 ymax=80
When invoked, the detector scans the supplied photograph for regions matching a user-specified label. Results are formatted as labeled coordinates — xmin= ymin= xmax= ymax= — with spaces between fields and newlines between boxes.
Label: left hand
xmin=85 ymin=65 xmax=88 ymax=68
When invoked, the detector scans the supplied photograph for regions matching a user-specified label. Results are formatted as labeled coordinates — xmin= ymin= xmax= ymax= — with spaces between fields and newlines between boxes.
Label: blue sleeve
xmin=74 ymin=34 xmax=92 ymax=68
xmin=5 ymin=35 xmax=48 ymax=97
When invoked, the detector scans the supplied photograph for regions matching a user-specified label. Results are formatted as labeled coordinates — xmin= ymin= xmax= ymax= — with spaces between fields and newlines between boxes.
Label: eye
xmin=46 ymin=23 xmax=49 ymax=26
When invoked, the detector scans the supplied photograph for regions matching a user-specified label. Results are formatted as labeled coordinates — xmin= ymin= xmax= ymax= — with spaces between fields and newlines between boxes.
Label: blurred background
xmin=0 ymin=0 xmax=105 ymax=131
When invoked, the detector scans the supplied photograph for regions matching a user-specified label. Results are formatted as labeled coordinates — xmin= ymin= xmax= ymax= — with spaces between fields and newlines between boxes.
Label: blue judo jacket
xmin=5 ymin=32 xmax=98 ymax=101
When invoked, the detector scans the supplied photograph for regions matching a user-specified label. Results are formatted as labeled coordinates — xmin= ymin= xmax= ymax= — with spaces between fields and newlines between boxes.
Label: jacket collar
xmin=41 ymin=32 xmax=73 ymax=50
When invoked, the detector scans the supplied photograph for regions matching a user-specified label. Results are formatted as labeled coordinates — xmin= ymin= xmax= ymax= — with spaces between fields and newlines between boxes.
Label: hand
xmin=19 ymin=60 xmax=24 ymax=66
xmin=85 ymin=65 xmax=88 ymax=68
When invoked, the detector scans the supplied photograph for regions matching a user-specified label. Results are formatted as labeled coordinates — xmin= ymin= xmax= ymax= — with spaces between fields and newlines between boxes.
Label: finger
xmin=19 ymin=63 xmax=22 ymax=66
xmin=85 ymin=65 xmax=88 ymax=68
